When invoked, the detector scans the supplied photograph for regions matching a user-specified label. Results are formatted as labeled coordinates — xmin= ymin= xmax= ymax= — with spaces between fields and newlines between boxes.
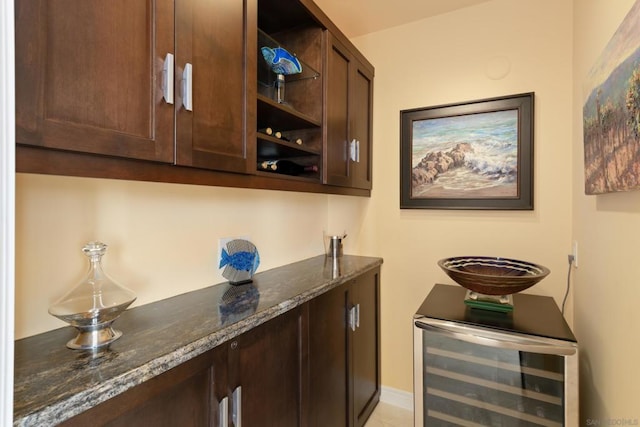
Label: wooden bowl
xmin=438 ymin=256 xmax=550 ymax=296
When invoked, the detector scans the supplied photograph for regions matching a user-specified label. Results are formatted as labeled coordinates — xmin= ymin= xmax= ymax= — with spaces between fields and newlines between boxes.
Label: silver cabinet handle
xmin=182 ymin=63 xmax=193 ymax=111
xmin=348 ymin=306 xmax=357 ymax=331
xmin=219 ymin=396 xmax=228 ymax=427
xmin=162 ymin=53 xmax=174 ymax=104
xmin=349 ymin=139 xmax=361 ymax=162
xmin=349 ymin=139 xmax=357 ymax=162
xmin=415 ymin=317 xmax=577 ymax=356
xmin=355 ymin=303 xmax=360 ymax=328
xmin=232 ymin=386 xmax=242 ymax=427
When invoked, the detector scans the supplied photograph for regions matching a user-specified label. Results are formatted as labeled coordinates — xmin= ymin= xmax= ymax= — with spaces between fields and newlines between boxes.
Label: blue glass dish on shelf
xmin=260 ymin=46 xmax=302 ymax=75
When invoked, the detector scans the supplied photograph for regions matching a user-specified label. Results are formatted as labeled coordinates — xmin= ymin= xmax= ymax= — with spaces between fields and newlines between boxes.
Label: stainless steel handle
xmin=232 ymin=386 xmax=242 ymax=427
xmin=162 ymin=53 xmax=174 ymax=104
xmin=355 ymin=139 xmax=361 ymax=163
xmin=355 ymin=303 xmax=360 ymax=328
xmin=349 ymin=139 xmax=357 ymax=162
xmin=182 ymin=63 xmax=193 ymax=111
xmin=415 ymin=317 xmax=577 ymax=356
xmin=218 ymin=396 xmax=228 ymax=427
xmin=348 ymin=306 xmax=357 ymax=331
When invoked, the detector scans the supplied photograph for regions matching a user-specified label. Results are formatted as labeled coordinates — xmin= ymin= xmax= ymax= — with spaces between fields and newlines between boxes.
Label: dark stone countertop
xmin=13 ymin=254 xmax=383 ymax=426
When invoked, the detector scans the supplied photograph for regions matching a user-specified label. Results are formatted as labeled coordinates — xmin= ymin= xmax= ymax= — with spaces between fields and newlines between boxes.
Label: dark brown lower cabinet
xmin=308 ymin=279 xmax=349 ymax=426
xmin=61 ymin=306 xmax=306 ymax=427
xmin=59 ymin=268 xmax=379 ymax=426
xmin=227 ymin=305 xmax=307 ymax=427
xmin=351 ymin=268 xmax=381 ymax=426
xmin=309 ymin=267 xmax=381 ymax=427
xmin=60 ymin=349 xmax=219 ymax=426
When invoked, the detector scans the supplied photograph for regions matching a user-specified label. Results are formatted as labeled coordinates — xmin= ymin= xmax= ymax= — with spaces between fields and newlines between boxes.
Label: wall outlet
xmin=218 ymin=236 xmax=250 ymax=269
xmin=572 ymin=241 xmax=578 ymax=268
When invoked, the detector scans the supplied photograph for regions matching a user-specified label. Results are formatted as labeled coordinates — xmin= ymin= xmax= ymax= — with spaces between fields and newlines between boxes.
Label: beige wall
xmin=573 ymin=0 xmax=640 ymax=421
xmin=15 ymin=174 xmax=337 ymax=338
xmin=16 ymin=174 xmax=379 ymax=339
xmin=350 ymin=0 xmax=574 ymax=394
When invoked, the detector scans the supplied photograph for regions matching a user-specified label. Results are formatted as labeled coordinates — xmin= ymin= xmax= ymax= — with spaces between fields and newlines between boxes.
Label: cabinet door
xmin=350 ymin=268 xmax=381 ymax=427
xmin=211 ymin=344 xmax=230 ymax=427
xmin=309 ymin=282 xmax=349 ymax=427
xmin=325 ymin=33 xmax=374 ymax=189
xmin=348 ymin=64 xmax=374 ymax=190
xmin=325 ymin=35 xmax=351 ymax=187
xmin=15 ymin=0 xmax=174 ymax=163
xmin=228 ymin=306 xmax=307 ymax=427
xmin=59 ymin=349 xmax=217 ymax=426
xmin=175 ymin=0 xmax=256 ymax=173
xmin=309 ymin=269 xmax=381 ymax=427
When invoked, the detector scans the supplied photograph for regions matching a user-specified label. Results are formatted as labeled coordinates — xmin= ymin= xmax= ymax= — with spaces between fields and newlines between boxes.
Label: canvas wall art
xmin=400 ymin=93 xmax=534 ymax=210
xmin=583 ymin=0 xmax=640 ymax=195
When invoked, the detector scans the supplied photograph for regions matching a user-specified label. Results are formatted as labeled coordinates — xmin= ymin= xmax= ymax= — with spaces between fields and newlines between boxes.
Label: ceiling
xmin=314 ymin=0 xmax=492 ymax=38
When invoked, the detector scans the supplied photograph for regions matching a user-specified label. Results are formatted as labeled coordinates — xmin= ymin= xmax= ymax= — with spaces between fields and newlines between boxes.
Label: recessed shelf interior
xmin=256 ymin=1 xmax=324 ymax=183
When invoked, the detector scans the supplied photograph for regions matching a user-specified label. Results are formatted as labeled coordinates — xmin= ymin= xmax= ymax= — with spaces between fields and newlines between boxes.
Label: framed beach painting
xmin=400 ymin=92 xmax=534 ymax=210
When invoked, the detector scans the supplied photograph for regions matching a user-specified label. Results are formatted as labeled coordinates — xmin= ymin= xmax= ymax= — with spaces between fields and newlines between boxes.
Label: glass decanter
xmin=49 ymin=241 xmax=136 ymax=350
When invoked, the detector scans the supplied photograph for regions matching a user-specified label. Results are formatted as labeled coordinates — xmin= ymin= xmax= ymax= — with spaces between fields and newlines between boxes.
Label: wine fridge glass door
xmin=413 ymin=319 xmax=578 ymax=427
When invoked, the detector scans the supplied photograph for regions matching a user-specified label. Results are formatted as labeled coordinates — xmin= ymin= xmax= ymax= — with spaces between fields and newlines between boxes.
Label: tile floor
xmin=364 ymin=402 xmax=414 ymax=427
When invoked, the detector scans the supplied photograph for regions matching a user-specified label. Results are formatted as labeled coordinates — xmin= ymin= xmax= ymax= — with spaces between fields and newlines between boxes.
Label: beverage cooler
xmin=414 ymin=284 xmax=578 ymax=426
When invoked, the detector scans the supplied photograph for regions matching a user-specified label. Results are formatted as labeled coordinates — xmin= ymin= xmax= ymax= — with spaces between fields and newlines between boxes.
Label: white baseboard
xmin=380 ymin=386 xmax=413 ymax=411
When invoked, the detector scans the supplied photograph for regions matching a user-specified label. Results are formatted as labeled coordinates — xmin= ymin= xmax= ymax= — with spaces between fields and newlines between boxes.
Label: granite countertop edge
xmin=14 ymin=255 xmax=383 ymax=427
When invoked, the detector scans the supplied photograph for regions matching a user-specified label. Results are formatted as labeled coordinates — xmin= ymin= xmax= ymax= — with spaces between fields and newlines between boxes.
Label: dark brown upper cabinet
xmin=15 ymin=0 xmax=176 ymax=163
xmin=15 ymin=0 xmax=374 ymax=196
xmin=325 ymin=33 xmax=374 ymax=190
xmin=174 ymin=0 xmax=255 ymax=173
xmin=15 ymin=0 xmax=255 ymax=174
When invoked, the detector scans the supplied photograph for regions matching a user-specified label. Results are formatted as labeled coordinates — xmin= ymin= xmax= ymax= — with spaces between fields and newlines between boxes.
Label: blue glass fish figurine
xmin=261 ymin=46 xmax=303 ymax=75
xmin=219 ymin=239 xmax=260 ymax=285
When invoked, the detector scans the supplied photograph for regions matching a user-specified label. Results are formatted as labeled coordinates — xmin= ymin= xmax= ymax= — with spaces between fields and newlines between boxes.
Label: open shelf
xmin=257 ymin=132 xmax=320 ymax=158
xmin=257 ymin=94 xmax=321 ymax=130
xmin=256 ymin=1 xmax=324 ymax=185
xmin=255 ymin=169 xmax=320 ymax=182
